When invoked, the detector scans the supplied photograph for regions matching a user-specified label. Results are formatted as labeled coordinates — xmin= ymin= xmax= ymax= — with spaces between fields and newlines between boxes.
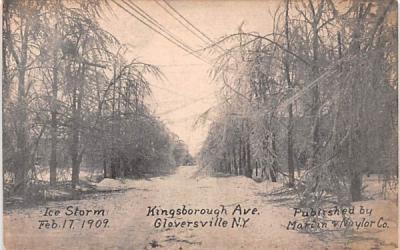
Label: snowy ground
xmin=3 ymin=166 xmax=398 ymax=250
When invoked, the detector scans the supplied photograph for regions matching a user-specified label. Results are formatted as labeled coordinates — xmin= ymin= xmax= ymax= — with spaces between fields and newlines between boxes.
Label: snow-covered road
xmin=4 ymin=166 xmax=397 ymax=249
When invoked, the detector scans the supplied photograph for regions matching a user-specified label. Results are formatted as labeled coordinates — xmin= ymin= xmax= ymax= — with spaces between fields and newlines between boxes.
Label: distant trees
xmin=172 ymin=137 xmax=195 ymax=166
xmin=198 ymin=0 xmax=397 ymax=203
xmin=3 ymin=0 xmax=191 ymax=194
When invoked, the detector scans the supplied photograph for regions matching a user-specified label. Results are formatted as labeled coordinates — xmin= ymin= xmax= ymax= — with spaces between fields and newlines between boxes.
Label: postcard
xmin=2 ymin=0 xmax=398 ymax=249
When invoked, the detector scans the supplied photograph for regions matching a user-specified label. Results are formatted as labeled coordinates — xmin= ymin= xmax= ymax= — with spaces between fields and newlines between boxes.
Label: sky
xmin=99 ymin=0 xmax=279 ymax=155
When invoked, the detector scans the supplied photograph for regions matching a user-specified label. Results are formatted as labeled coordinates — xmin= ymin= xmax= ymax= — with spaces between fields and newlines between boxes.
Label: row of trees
xmin=3 ymin=0 xmax=191 ymax=194
xmin=199 ymin=0 xmax=397 ymax=203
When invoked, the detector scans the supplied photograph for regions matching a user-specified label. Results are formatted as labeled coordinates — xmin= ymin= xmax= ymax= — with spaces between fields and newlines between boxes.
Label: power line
xmin=120 ymin=0 xmax=200 ymax=58
xmin=111 ymin=0 xmax=210 ymax=64
xmin=124 ymin=0 xmax=198 ymax=58
xmin=150 ymin=82 xmax=196 ymax=99
xmin=160 ymin=0 xmax=225 ymax=52
xmin=155 ymin=63 xmax=206 ymax=67
xmin=161 ymin=0 xmax=215 ymax=44
xmin=154 ymin=0 xmax=210 ymax=45
xmin=157 ymin=95 xmax=216 ymax=116
xmin=112 ymin=0 xmax=243 ymax=115
xmin=164 ymin=112 xmax=204 ymax=124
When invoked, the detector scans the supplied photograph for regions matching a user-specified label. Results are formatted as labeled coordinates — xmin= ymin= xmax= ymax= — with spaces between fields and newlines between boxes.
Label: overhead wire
xmin=124 ymin=0 xmax=198 ymax=57
xmin=111 ymin=0 xmax=246 ymax=124
xmin=159 ymin=0 xmax=226 ymax=53
xmin=164 ymin=112 xmax=207 ymax=124
xmin=154 ymin=0 xmax=210 ymax=45
xmin=157 ymin=95 xmax=216 ymax=116
xmin=111 ymin=0 xmax=211 ymax=64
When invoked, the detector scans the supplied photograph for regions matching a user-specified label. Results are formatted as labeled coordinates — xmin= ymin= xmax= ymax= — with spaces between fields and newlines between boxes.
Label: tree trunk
xmin=2 ymin=13 xmax=10 ymax=101
xmin=71 ymin=64 xmax=84 ymax=188
xmin=238 ymin=139 xmax=242 ymax=175
xmin=245 ymin=141 xmax=252 ymax=178
xmin=103 ymin=149 xmax=107 ymax=178
xmin=284 ymin=0 xmax=295 ymax=187
xmin=110 ymin=65 xmax=119 ymax=179
xmin=71 ymin=85 xmax=80 ymax=188
xmin=49 ymin=51 xmax=58 ymax=186
xmin=15 ymin=68 xmax=28 ymax=192
xmin=255 ymin=161 xmax=258 ymax=177
xmin=347 ymin=5 xmax=365 ymax=202
xmin=309 ymin=13 xmax=321 ymax=171
xmin=232 ymin=145 xmax=237 ymax=175
xmin=270 ymin=133 xmax=278 ymax=182
xmin=241 ymin=140 xmax=246 ymax=176
xmin=287 ymin=104 xmax=295 ymax=186
xmin=350 ymin=174 xmax=362 ymax=201
xmin=14 ymin=18 xmax=30 ymax=193
xmin=110 ymin=149 xmax=119 ymax=179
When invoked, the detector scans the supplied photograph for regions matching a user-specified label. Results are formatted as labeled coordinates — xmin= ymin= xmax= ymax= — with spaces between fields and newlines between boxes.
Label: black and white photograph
xmin=2 ymin=0 xmax=398 ymax=249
